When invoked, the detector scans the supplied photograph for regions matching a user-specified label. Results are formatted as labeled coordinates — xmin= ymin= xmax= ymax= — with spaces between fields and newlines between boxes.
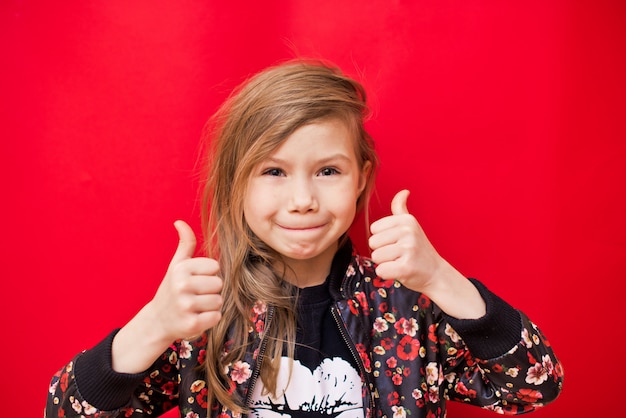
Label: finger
xmin=188 ymin=274 xmax=223 ymax=295
xmin=179 ymin=310 xmax=222 ymax=340
xmin=171 ymin=220 xmax=197 ymax=265
xmin=188 ymin=294 xmax=223 ymax=313
xmin=369 ymin=227 xmax=400 ymax=250
xmin=370 ymin=212 xmax=406 ymax=235
xmin=391 ymin=189 xmax=410 ymax=216
xmin=370 ymin=245 xmax=402 ymax=265
xmin=374 ymin=262 xmax=394 ymax=281
xmin=178 ymin=257 xmax=220 ymax=276
xmin=196 ymin=310 xmax=222 ymax=331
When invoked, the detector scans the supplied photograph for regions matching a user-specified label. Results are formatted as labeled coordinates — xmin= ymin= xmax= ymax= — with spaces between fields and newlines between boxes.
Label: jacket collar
xmin=328 ymin=238 xmax=354 ymax=301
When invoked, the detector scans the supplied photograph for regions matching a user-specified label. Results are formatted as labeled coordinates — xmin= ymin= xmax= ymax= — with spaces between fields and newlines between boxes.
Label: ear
xmin=358 ymin=160 xmax=372 ymax=195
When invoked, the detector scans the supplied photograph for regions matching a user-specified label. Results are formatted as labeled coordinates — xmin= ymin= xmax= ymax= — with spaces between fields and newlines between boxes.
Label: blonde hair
xmin=200 ymin=59 xmax=378 ymax=413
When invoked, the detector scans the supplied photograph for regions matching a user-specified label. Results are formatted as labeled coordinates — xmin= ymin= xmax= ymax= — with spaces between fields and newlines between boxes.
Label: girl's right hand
xmin=148 ymin=220 xmax=223 ymax=342
xmin=111 ymin=220 xmax=222 ymax=373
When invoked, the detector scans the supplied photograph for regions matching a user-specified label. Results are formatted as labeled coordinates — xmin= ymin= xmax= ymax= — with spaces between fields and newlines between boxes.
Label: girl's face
xmin=243 ymin=118 xmax=369 ymax=286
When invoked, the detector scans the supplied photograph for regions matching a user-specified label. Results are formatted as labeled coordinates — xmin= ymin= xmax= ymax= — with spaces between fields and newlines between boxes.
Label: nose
xmin=288 ymin=177 xmax=319 ymax=213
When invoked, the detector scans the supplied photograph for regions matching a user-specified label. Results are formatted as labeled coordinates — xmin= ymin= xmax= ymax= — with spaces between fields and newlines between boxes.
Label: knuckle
xmin=171 ymin=277 xmax=190 ymax=294
xmin=175 ymin=295 xmax=194 ymax=312
xmin=170 ymin=262 xmax=190 ymax=277
xmin=213 ymin=277 xmax=224 ymax=291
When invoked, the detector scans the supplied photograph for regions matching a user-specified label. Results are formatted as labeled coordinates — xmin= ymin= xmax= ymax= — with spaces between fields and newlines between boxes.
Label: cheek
xmin=338 ymin=177 xmax=364 ymax=203
xmin=243 ymin=186 xmax=271 ymax=224
xmin=242 ymin=188 xmax=256 ymax=225
xmin=334 ymin=190 xmax=359 ymax=220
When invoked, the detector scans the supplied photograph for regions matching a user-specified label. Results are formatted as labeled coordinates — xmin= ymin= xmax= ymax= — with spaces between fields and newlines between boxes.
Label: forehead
xmin=269 ymin=118 xmax=359 ymax=160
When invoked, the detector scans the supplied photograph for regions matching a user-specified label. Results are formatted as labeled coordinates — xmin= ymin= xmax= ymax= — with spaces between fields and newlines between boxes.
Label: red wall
xmin=2 ymin=1 xmax=625 ymax=417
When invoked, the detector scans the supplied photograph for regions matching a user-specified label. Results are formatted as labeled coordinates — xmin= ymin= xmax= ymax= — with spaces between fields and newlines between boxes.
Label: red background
xmin=2 ymin=1 xmax=625 ymax=417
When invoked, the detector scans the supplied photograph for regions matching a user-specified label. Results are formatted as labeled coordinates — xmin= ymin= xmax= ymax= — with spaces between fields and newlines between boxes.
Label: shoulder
xmin=340 ymin=249 xmax=439 ymax=316
xmin=338 ymin=249 xmax=387 ymax=293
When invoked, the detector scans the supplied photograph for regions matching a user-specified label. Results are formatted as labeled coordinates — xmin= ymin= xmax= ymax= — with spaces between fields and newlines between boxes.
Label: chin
xmin=281 ymin=249 xmax=319 ymax=260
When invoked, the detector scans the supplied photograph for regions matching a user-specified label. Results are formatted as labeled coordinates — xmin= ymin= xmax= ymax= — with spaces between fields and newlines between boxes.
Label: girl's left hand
xmin=369 ymin=190 xmax=487 ymax=318
xmin=368 ymin=190 xmax=445 ymax=293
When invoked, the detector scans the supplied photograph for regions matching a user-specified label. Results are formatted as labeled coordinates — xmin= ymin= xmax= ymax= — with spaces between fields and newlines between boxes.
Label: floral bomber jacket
xmin=46 ymin=242 xmax=563 ymax=418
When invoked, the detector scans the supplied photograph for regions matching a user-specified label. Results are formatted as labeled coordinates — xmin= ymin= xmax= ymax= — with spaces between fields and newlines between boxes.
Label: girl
xmin=46 ymin=60 xmax=563 ymax=418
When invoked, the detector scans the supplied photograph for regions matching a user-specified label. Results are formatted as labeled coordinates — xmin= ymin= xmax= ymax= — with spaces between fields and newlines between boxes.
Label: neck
xmin=277 ymin=244 xmax=338 ymax=288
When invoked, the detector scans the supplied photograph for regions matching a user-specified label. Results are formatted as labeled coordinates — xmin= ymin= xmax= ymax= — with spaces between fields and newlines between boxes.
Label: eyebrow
xmin=264 ymin=153 xmax=353 ymax=165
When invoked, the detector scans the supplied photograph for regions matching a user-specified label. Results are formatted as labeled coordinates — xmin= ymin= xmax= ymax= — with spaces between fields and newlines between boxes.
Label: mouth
xmin=277 ymin=223 xmax=326 ymax=231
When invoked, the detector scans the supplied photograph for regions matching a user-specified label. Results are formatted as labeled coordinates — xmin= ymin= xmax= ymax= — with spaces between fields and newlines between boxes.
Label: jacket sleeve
xmin=46 ymin=330 xmax=180 ymax=418
xmin=441 ymin=279 xmax=564 ymax=414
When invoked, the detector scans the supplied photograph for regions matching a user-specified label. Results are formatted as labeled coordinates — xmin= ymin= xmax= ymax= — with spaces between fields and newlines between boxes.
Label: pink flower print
xmin=253 ymin=301 xmax=267 ymax=316
xmin=394 ymin=317 xmax=418 ymax=336
xmin=525 ymin=362 xmax=549 ymax=385
xmin=392 ymin=405 xmax=407 ymax=418
xmin=522 ymin=328 xmax=533 ymax=348
xmin=425 ymin=362 xmax=439 ymax=386
xmin=71 ymin=398 xmax=82 ymax=414
xmin=427 ymin=386 xmax=440 ymax=403
xmin=542 ymin=354 xmax=555 ymax=374
xmin=373 ymin=317 xmax=389 ymax=333
xmin=412 ymin=388 xmax=423 ymax=400
xmin=346 ymin=264 xmax=355 ymax=276
xmin=179 ymin=340 xmax=193 ymax=359
xmin=48 ymin=380 xmax=58 ymax=395
xmin=82 ymin=401 xmax=97 ymax=415
xmin=444 ymin=323 xmax=461 ymax=343
xmin=229 ymin=361 xmax=252 ymax=384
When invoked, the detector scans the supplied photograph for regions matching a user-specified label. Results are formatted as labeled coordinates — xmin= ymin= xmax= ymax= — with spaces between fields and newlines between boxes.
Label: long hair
xmin=200 ymin=59 xmax=379 ymax=413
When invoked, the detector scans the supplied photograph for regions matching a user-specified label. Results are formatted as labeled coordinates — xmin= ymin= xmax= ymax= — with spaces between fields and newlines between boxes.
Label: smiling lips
xmin=277 ymin=223 xmax=326 ymax=231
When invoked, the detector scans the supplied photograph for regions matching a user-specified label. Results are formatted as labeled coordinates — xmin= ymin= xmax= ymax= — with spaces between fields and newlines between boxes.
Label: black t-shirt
xmin=249 ymin=247 xmax=364 ymax=418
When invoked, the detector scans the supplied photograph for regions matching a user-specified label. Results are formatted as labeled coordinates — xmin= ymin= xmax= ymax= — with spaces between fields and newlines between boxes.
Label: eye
xmin=262 ymin=168 xmax=284 ymax=177
xmin=318 ymin=167 xmax=340 ymax=176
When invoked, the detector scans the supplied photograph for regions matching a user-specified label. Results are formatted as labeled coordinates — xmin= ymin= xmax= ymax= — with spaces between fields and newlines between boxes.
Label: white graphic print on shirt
xmin=249 ymin=356 xmax=364 ymax=418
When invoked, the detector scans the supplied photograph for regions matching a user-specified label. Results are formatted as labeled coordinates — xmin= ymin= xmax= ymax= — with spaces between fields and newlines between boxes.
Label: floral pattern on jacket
xmin=46 ymin=246 xmax=563 ymax=418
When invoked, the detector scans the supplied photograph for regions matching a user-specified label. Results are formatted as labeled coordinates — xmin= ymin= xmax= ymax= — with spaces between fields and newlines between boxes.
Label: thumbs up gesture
xmin=369 ymin=190 xmax=487 ymax=318
xmin=111 ymin=220 xmax=223 ymax=374
xmin=369 ymin=190 xmax=444 ymax=293
xmin=148 ymin=220 xmax=223 ymax=342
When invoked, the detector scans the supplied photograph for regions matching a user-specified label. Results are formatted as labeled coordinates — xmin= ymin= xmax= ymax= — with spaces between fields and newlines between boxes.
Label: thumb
xmin=170 ymin=220 xmax=197 ymax=264
xmin=391 ymin=189 xmax=410 ymax=216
